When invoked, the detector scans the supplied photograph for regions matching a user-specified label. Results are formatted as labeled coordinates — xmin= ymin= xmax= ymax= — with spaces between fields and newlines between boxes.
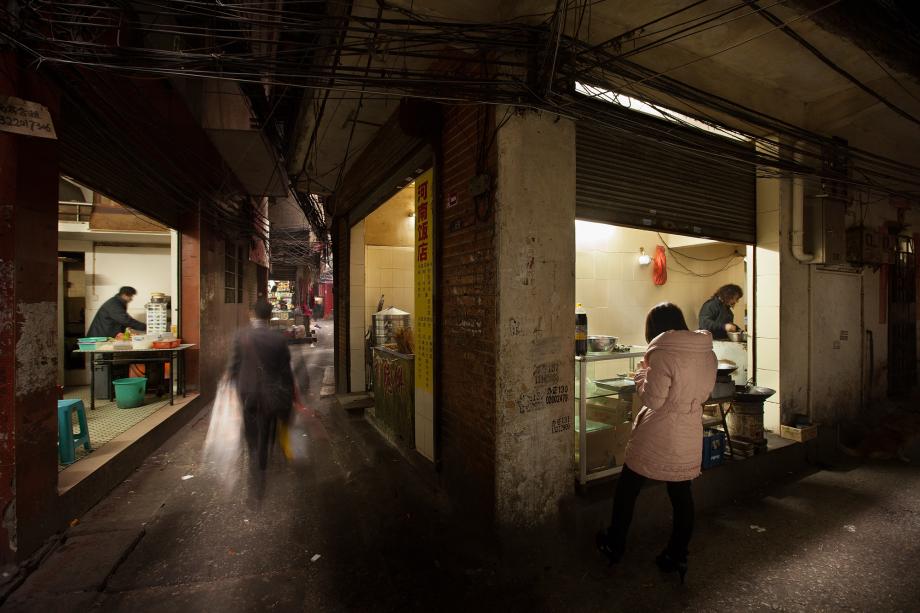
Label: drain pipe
xmin=791 ymin=141 xmax=815 ymax=263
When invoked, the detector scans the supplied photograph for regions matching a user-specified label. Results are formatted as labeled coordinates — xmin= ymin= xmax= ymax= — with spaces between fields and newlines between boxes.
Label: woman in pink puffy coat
xmin=596 ymin=303 xmax=717 ymax=583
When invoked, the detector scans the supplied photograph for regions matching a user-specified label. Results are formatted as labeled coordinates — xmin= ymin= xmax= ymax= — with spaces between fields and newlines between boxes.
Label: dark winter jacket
xmin=87 ymin=295 xmax=147 ymax=338
xmin=228 ymin=322 xmax=294 ymax=420
xmin=698 ymin=297 xmax=734 ymax=340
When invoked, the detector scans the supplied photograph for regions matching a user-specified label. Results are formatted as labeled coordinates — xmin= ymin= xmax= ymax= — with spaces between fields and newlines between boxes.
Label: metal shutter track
xmin=576 ymin=118 xmax=756 ymax=244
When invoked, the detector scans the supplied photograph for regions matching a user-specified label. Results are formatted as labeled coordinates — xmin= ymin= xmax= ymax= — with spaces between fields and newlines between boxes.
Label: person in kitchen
xmin=87 ymin=286 xmax=147 ymax=338
xmin=698 ymin=283 xmax=743 ymax=340
xmin=596 ymin=302 xmax=717 ymax=584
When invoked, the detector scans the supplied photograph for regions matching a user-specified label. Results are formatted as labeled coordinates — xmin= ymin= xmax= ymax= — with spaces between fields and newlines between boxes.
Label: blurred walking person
xmin=596 ymin=303 xmax=717 ymax=583
xmin=228 ymin=300 xmax=295 ymax=478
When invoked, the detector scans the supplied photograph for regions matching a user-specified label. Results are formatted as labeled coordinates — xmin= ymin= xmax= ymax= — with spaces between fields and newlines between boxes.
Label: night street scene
xmin=1 ymin=1 xmax=920 ymax=611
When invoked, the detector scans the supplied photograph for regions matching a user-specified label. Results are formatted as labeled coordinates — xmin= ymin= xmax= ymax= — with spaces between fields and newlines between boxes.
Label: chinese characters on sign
xmin=0 ymin=96 xmax=57 ymax=139
xmin=414 ymin=170 xmax=435 ymax=394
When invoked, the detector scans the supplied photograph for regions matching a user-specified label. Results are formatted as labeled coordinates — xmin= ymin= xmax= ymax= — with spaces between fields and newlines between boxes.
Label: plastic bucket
xmin=113 ymin=377 xmax=147 ymax=409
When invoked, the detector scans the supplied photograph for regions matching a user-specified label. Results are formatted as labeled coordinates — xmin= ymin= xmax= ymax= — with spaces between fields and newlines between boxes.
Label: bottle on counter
xmin=575 ymin=303 xmax=588 ymax=357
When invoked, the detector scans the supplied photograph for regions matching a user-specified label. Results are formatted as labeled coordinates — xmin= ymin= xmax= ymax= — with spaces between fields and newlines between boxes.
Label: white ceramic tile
xmin=576 ymin=251 xmax=594 ymax=279
xmin=757 ymin=210 xmax=779 ymax=243
xmin=575 ymin=279 xmax=588 ymax=306
xmin=755 ymin=247 xmax=779 ymax=276
xmin=756 ymin=368 xmax=780 ymax=393
xmin=756 ymin=337 xmax=780 ymax=372
xmin=756 ymin=306 xmax=779 ymax=339
xmin=755 ymin=274 xmax=779 ymax=308
xmin=764 ymin=401 xmax=781 ymax=432
xmin=756 ymin=178 xmax=780 ymax=214
xmin=594 ymin=253 xmax=612 ymax=280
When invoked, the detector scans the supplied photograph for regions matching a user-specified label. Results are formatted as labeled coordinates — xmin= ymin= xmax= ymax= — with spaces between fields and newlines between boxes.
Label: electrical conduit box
xmin=846 ymin=226 xmax=891 ymax=267
xmin=805 ymin=196 xmax=847 ymax=266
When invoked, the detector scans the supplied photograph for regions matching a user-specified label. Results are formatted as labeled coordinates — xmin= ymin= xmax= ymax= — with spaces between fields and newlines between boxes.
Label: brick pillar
xmin=0 ymin=53 xmax=62 ymax=562
xmin=180 ymin=208 xmax=201 ymax=392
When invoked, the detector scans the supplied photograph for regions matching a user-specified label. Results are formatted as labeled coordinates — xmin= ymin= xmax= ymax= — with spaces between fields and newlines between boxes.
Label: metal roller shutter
xmin=576 ymin=113 xmax=756 ymax=244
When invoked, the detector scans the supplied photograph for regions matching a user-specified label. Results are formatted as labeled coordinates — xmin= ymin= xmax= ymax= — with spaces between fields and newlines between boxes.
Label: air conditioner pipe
xmin=791 ymin=141 xmax=815 ymax=263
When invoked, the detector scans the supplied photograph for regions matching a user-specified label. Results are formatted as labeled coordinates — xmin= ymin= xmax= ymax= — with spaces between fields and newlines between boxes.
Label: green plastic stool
xmin=58 ymin=399 xmax=91 ymax=465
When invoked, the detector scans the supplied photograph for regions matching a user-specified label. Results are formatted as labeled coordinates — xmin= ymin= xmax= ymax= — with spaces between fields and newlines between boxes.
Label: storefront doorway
xmin=349 ymin=184 xmax=417 ymax=393
xmin=57 ymin=177 xmax=181 ymax=470
xmin=346 ymin=166 xmax=436 ymax=461
xmin=574 ymin=220 xmax=754 ymax=482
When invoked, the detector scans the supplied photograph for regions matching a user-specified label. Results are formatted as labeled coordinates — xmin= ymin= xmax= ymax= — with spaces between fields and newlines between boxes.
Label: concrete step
xmin=334 ymin=392 xmax=374 ymax=411
xmin=570 ymin=432 xmax=821 ymax=543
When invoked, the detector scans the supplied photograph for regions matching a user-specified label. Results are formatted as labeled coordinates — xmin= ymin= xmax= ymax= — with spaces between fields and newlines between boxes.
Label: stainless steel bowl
xmin=588 ymin=335 xmax=619 ymax=353
xmin=727 ymin=330 xmax=747 ymax=342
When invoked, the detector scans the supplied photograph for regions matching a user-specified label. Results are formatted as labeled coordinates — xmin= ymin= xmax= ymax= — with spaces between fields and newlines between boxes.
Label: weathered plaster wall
xmin=0 ymin=52 xmax=61 ymax=562
xmin=777 ymin=146 xmax=871 ymax=426
xmin=494 ymin=110 xmax=576 ymax=528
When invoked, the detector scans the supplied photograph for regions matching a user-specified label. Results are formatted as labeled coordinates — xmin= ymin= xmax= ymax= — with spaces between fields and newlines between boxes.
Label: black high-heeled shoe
xmin=595 ymin=531 xmax=622 ymax=566
xmin=654 ymin=550 xmax=688 ymax=584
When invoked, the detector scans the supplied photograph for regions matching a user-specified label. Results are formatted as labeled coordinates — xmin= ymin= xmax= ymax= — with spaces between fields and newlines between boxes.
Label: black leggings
xmin=607 ymin=464 xmax=694 ymax=561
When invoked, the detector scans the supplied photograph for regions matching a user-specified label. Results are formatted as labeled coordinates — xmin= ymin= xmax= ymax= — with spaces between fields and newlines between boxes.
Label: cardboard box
xmin=586 ymin=392 xmax=639 ymax=425
xmin=780 ymin=424 xmax=818 ymax=442
xmin=575 ymin=419 xmax=617 ymax=472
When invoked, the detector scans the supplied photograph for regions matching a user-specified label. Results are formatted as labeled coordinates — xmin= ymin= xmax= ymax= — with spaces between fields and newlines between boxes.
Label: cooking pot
xmin=717 ymin=359 xmax=738 ymax=375
xmin=734 ymin=386 xmax=775 ymax=403
xmin=727 ymin=330 xmax=747 ymax=342
xmin=588 ymin=335 xmax=618 ymax=353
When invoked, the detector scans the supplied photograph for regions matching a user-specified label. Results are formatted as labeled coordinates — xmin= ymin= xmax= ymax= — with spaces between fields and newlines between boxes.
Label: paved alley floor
xmin=3 ymin=323 xmax=920 ymax=612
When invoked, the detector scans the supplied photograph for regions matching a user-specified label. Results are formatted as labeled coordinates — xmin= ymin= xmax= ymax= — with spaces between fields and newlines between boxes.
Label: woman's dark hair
xmin=714 ymin=284 xmax=743 ymax=303
xmin=645 ymin=302 xmax=689 ymax=343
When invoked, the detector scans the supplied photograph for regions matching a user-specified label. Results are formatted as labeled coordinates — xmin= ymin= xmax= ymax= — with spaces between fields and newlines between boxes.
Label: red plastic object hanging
xmin=653 ymin=245 xmax=668 ymax=286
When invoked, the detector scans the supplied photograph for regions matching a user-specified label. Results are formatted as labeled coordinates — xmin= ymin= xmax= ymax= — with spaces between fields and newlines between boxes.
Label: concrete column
xmin=494 ymin=110 xmax=576 ymax=528
xmin=0 ymin=53 xmax=62 ymax=562
xmin=754 ymin=141 xmax=784 ymax=431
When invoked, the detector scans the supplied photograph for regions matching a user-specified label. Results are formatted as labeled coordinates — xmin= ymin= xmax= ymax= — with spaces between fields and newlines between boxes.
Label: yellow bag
xmin=278 ymin=418 xmax=293 ymax=460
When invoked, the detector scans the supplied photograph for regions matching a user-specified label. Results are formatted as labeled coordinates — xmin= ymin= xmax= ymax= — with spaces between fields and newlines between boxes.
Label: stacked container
xmin=146 ymin=293 xmax=170 ymax=334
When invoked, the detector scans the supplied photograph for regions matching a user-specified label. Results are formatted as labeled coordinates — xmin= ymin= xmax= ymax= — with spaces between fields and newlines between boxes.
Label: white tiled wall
xmin=575 ymin=226 xmax=747 ymax=346
xmin=364 ymin=246 xmax=415 ymax=330
xmin=755 ymin=171 xmax=781 ymax=432
xmin=575 ymin=222 xmax=747 ymax=382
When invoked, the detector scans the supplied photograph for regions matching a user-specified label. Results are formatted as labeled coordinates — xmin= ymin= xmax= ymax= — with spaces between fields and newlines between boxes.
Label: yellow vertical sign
xmin=414 ymin=169 xmax=434 ymax=393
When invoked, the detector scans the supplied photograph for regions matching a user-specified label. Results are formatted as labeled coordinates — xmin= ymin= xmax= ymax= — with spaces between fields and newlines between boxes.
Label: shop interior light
xmin=575 ymin=219 xmax=615 ymax=251
xmin=638 ymin=247 xmax=652 ymax=266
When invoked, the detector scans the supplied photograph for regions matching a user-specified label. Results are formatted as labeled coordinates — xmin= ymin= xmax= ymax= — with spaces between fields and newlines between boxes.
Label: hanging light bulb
xmin=638 ymin=247 xmax=652 ymax=266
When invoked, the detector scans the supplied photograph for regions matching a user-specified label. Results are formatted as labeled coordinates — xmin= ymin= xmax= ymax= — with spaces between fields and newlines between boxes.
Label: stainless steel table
xmin=72 ymin=344 xmax=195 ymax=410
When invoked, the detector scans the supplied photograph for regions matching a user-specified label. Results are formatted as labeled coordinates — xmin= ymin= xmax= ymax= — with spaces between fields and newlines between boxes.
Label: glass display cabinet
xmin=575 ymin=348 xmax=646 ymax=486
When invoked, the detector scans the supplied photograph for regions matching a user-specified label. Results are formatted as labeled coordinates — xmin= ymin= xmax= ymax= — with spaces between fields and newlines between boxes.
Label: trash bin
xmin=94 ymin=362 xmax=112 ymax=400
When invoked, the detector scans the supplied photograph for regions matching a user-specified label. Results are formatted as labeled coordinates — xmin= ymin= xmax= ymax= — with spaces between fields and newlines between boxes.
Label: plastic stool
xmin=58 ymin=399 xmax=91 ymax=465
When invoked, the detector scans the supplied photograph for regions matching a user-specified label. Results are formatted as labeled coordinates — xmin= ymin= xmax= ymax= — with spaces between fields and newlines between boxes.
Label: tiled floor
xmin=60 ymin=386 xmax=170 ymax=470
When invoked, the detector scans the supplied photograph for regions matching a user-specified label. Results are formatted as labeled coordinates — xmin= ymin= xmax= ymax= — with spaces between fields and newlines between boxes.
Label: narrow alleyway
xmin=3 ymin=324 xmax=919 ymax=612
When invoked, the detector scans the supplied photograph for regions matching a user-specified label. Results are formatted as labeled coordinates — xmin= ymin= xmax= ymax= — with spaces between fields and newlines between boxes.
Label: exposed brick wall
xmin=333 ymin=216 xmax=350 ymax=393
xmin=438 ymin=105 xmax=497 ymax=521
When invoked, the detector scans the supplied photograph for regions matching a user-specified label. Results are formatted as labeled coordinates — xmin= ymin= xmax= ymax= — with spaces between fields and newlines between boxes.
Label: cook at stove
xmin=698 ymin=284 xmax=742 ymax=340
